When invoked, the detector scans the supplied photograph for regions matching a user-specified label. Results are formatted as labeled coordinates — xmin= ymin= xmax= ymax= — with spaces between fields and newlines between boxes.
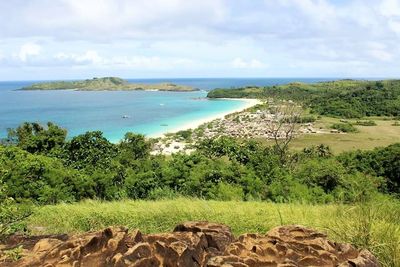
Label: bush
xmin=5 ymin=122 xmax=67 ymax=155
xmin=0 ymin=199 xmax=32 ymax=240
xmin=119 ymin=132 xmax=151 ymax=162
xmin=0 ymin=177 xmax=32 ymax=240
xmin=355 ymin=120 xmax=377 ymax=126
xmin=0 ymin=146 xmax=93 ymax=204
xmin=294 ymin=158 xmax=346 ymax=193
xmin=333 ymin=173 xmax=381 ymax=203
xmin=175 ymin=129 xmax=192 ymax=141
xmin=331 ymin=123 xmax=358 ymax=133
xmin=147 ymin=187 xmax=181 ymax=200
xmin=339 ymin=143 xmax=400 ymax=195
xmin=64 ymin=131 xmax=118 ymax=171
xmin=212 ymin=182 xmax=244 ymax=201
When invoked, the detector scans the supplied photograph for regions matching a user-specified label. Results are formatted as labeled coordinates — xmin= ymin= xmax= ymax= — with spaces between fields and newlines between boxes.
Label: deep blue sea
xmin=0 ymin=78 xmax=336 ymax=142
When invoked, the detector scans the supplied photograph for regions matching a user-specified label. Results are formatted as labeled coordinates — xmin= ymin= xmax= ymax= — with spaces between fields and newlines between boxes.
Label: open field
xmin=28 ymin=197 xmax=400 ymax=266
xmin=259 ymin=117 xmax=400 ymax=154
xmin=294 ymin=117 xmax=400 ymax=153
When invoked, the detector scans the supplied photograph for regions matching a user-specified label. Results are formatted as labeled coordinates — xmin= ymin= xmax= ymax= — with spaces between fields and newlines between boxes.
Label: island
xmin=20 ymin=77 xmax=198 ymax=92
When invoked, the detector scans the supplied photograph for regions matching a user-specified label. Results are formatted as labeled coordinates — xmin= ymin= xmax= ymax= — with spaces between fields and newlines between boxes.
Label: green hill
xmin=207 ymin=79 xmax=400 ymax=118
xmin=20 ymin=77 xmax=197 ymax=92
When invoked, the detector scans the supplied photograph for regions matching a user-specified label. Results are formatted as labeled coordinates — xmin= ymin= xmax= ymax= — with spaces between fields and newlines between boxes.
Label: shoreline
xmin=150 ymin=98 xmax=261 ymax=138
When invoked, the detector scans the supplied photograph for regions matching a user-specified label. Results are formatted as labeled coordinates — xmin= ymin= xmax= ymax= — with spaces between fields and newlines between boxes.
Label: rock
xmin=173 ymin=221 xmax=234 ymax=251
xmin=0 ymin=223 xmax=380 ymax=267
xmin=210 ymin=225 xmax=380 ymax=267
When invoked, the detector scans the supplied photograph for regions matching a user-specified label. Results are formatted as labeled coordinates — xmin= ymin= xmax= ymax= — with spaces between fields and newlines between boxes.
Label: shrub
xmin=355 ymin=120 xmax=377 ymax=126
xmin=0 ymin=179 xmax=32 ymax=240
xmin=212 ymin=182 xmax=244 ymax=201
xmin=331 ymin=123 xmax=358 ymax=133
xmin=333 ymin=173 xmax=381 ymax=203
xmin=147 ymin=187 xmax=181 ymax=200
xmin=119 ymin=132 xmax=151 ymax=161
xmin=0 ymin=200 xmax=32 ymax=240
xmin=5 ymin=122 xmax=67 ymax=155
xmin=294 ymin=158 xmax=346 ymax=193
xmin=64 ymin=131 xmax=118 ymax=171
xmin=175 ymin=129 xmax=192 ymax=141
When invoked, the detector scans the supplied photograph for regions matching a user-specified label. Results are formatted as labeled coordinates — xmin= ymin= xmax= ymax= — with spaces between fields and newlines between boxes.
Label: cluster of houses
xmin=151 ymin=105 xmax=322 ymax=155
xmin=192 ymin=109 xmax=319 ymax=140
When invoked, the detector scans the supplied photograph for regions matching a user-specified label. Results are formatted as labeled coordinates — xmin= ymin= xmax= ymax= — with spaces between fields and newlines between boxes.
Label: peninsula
xmin=20 ymin=77 xmax=197 ymax=92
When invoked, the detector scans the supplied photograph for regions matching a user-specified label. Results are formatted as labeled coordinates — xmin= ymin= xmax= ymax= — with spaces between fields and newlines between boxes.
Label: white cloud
xmin=380 ymin=0 xmax=400 ymax=16
xmin=388 ymin=19 xmax=400 ymax=33
xmin=55 ymin=50 xmax=104 ymax=65
xmin=0 ymin=0 xmax=399 ymax=79
xmin=369 ymin=49 xmax=393 ymax=62
xmin=53 ymin=50 xmax=195 ymax=69
xmin=231 ymin=57 xmax=266 ymax=69
xmin=17 ymin=42 xmax=41 ymax=62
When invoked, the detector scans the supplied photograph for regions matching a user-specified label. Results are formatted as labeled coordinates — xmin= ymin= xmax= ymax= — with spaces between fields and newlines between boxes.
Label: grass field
xmin=28 ymin=197 xmax=400 ymax=266
xmin=284 ymin=117 xmax=400 ymax=154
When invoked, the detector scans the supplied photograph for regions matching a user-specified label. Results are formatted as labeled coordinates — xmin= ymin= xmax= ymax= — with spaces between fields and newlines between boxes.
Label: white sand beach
xmin=151 ymin=98 xmax=261 ymax=139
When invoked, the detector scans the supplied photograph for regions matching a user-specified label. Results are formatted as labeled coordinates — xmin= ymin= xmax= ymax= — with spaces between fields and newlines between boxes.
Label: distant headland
xmin=19 ymin=77 xmax=198 ymax=92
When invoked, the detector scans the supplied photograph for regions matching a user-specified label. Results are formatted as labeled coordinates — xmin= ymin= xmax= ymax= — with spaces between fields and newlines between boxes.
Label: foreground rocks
xmin=0 ymin=222 xmax=379 ymax=266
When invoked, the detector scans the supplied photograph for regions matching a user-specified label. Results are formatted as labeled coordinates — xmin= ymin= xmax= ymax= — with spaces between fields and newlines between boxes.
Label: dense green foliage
xmin=339 ymin=143 xmax=400 ymax=195
xmin=1 ymin=122 xmax=398 ymax=205
xmin=330 ymin=122 xmax=358 ymax=133
xmin=0 ymin=175 xmax=32 ymax=240
xmin=207 ymin=79 xmax=400 ymax=118
xmin=4 ymin=122 xmax=67 ymax=154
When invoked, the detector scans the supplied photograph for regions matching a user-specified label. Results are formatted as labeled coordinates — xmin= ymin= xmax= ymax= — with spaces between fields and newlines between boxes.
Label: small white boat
xmin=122 ymin=115 xmax=130 ymax=119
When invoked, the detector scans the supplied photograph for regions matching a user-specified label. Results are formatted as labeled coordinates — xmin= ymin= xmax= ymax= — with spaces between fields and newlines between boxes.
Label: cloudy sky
xmin=0 ymin=0 xmax=399 ymax=80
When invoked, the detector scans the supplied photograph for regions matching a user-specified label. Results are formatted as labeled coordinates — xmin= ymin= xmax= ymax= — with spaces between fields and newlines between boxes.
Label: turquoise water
xmin=0 ymin=78 xmax=334 ymax=142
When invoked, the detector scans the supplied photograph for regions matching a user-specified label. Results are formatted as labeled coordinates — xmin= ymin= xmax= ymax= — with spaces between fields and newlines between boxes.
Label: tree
xmin=119 ymin=133 xmax=151 ymax=161
xmin=6 ymin=122 xmax=67 ymax=154
xmin=64 ymin=131 xmax=117 ymax=170
xmin=267 ymin=102 xmax=302 ymax=164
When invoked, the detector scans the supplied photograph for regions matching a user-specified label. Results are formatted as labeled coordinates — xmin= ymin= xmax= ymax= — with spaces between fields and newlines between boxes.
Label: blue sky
xmin=0 ymin=0 xmax=399 ymax=80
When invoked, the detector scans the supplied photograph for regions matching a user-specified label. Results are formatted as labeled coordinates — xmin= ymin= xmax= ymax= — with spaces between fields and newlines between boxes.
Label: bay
xmin=0 ymin=78 xmax=334 ymax=142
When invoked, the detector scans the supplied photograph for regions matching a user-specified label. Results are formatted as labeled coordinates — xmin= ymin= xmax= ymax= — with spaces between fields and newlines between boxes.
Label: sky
xmin=0 ymin=0 xmax=399 ymax=80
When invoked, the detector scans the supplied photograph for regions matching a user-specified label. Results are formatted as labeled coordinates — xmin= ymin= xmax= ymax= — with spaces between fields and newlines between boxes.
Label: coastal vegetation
xmin=2 ymin=122 xmax=399 ymax=205
xmin=20 ymin=77 xmax=197 ymax=91
xmin=207 ymin=79 xmax=400 ymax=118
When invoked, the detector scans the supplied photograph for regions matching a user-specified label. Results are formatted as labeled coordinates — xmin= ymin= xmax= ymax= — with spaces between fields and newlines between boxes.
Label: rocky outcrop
xmin=0 ymin=222 xmax=379 ymax=267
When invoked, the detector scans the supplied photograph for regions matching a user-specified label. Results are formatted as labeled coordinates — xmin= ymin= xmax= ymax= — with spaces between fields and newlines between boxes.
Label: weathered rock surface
xmin=0 ymin=222 xmax=380 ymax=267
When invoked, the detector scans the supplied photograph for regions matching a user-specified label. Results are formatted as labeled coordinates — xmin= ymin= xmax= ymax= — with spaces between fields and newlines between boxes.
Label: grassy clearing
xmin=28 ymin=197 xmax=400 ymax=266
xmin=280 ymin=117 xmax=400 ymax=154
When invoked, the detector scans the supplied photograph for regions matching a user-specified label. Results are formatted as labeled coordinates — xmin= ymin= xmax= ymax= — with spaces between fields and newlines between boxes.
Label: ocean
xmin=0 ymin=78 xmax=334 ymax=142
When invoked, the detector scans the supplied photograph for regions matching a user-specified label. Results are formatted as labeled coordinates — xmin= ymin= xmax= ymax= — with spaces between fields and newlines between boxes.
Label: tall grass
xmin=28 ymin=197 xmax=400 ymax=266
